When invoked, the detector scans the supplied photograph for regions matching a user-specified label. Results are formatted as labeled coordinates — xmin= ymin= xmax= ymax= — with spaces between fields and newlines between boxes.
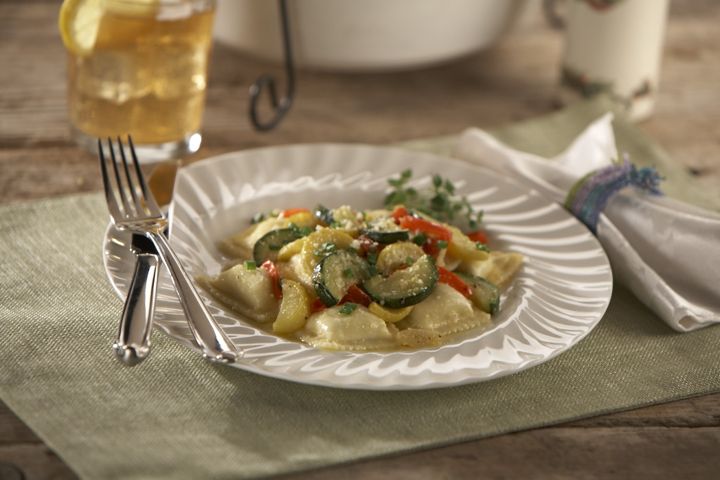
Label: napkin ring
xmin=564 ymin=155 xmax=663 ymax=233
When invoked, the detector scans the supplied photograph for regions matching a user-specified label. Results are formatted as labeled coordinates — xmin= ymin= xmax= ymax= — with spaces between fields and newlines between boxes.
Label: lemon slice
xmin=59 ymin=0 xmax=105 ymax=56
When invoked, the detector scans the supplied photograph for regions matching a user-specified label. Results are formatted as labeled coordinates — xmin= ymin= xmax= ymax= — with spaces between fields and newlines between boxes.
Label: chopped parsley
xmin=289 ymin=223 xmax=312 ymax=237
xmin=314 ymin=204 xmax=334 ymax=225
xmin=342 ymin=268 xmax=354 ymax=279
xmin=314 ymin=242 xmax=337 ymax=258
xmin=436 ymin=240 xmax=448 ymax=250
xmin=475 ymin=242 xmax=490 ymax=252
xmin=412 ymin=232 xmax=428 ymax=246
xmin=339 ymin=303 xmax=358 ymax=315
xmin=244 ymin=260 xmax=257 ymax=270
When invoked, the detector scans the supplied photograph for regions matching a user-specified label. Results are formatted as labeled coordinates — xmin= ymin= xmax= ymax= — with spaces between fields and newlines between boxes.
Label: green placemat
xmin=2 ymin=99 xmax=719 ymax=480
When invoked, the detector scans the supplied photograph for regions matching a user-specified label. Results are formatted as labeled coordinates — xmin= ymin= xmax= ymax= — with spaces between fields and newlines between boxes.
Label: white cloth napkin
xmin=454 ymin=113 xmax=720 ymax=332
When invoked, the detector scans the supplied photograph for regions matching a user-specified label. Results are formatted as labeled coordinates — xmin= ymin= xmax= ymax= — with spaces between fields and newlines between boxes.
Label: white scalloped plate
xmin=103 ymin=144 xmax=613 ymax=390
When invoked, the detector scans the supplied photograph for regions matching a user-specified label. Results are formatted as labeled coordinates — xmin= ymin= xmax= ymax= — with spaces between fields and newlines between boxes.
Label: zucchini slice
xmin=314 ymin=204 xmax=334 ymax=225
xmin=300 ymin=228 xmax=355 ymax=280
xmin=363 ymin=255 xmax=438 ymax=308
xmin=456 ymin=272 xmax=500 ymax=314
xmin=253 ymin=228 xmax=302 ymax=265
xmin=362 ymin=215 xmax=409 ymax=244
xmin=313 ymin=250 xmax=370 ymax=306
xmin=362 ymin=230 xmax=410 ymax=244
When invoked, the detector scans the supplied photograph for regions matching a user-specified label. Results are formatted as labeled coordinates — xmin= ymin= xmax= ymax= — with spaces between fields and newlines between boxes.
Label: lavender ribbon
xmin=564 ymin=155 xmax=663 ymax=233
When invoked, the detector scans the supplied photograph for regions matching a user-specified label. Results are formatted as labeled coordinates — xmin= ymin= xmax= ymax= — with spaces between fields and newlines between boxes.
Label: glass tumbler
xmin=62 ymin=0 xmax=216 ymax=161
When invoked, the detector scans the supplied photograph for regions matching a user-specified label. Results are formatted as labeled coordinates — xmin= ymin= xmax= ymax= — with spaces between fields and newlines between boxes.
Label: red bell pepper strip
xmin=467 ymin=230 xmax=488 ymax=244
xmin=340 ymin=284 xmax=371 ymax=307
xmin=260 ymin=260 xmax=283 ymax=300
xmin=422 ymin=238 xmax=442 ymax=257
xmin=391 ymin=205 xmax=410 ymax=222
xmin=280 ymin=208 xmax=311 ymax=218
xmin=310 ymin=298 xmax=327 ymax=314
xmin=399 ymin=216 xmax=452 ymax=242
xmin=438 ymin=267 xmax=472 ymax=298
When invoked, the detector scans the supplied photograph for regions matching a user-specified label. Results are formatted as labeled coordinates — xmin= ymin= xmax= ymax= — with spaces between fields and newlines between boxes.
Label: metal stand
xmin=248 ymin=0 xmax=295 ymax=131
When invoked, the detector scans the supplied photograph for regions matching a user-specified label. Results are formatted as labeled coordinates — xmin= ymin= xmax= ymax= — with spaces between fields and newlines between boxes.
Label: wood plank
xmin=2 ymin=395 xmax=719 ymax=480
xmin=0 ymin=445 xmax=77 ymax=480
xmin=280 ymin=426 xmax=720 ymax=480
xmin=0 ymin=402 xmax=41 ymax=446
xmin=2 ymin=394 xmax=720 ymax=480
xmin=0 ymin=147 xmax=98 ymax=203
xmin=566 ymin=394 xmax=720 ymax=428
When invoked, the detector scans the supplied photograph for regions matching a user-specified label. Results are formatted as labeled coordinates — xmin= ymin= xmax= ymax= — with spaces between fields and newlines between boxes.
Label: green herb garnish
xmin=412 ymin=233 xmax=428 ymax=246
xmin=436 ymin=240 xmax=448 ymax=249
xmin=314 ymin=204 xmax=334 ymax=225
xmin=339 ymin=303 xmax=358 ymax=315
xmin=384 ymin=169 xmax=484 ymax=230
xmin=251 ymin=212 xmax=266 ymax=224
xmin=405 ymin=256 xmax=415 ymax=266
xmin=244 ymin=260 xmax=257 ymax=270
xmin=342 ymin=268 xmax=354 ymax=279
xmin=475 ymin=242 xmax=490 ymax=252
xmin=289 ymin=223 xmax=313 ymax=237
xmin=384 ymin=169 xmax=417 ymax=207
xmin=314 ymin=242 xmax=337 ymax=258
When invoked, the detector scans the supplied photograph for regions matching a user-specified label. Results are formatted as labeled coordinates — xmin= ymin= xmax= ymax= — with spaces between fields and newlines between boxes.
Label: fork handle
xmin=114 ymin=253 xmax=159 ymax=366
xmin=147 ymin=231 xmax=239 ymax=363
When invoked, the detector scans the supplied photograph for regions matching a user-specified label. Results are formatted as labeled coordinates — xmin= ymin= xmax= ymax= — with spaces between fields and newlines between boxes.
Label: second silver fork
xmin=99 ymin=136 xmax=238 ymax=364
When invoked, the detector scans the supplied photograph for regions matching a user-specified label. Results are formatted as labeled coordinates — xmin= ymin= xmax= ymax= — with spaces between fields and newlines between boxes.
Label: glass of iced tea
xmin=60 ymin=0 xmax=215 ymax=161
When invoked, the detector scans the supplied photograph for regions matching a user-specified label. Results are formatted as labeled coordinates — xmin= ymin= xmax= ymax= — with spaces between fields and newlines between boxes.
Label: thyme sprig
xmin=383 ymin=169 xmax=484 ymax=230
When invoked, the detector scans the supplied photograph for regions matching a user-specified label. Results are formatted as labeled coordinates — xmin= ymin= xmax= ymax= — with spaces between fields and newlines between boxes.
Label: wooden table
xmin=1 ymin=1 xmax=718 ymax=479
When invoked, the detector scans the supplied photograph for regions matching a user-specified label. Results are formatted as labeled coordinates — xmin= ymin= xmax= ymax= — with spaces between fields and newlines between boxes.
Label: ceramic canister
xmin=560 ymin=0 xmax=670 ymax=121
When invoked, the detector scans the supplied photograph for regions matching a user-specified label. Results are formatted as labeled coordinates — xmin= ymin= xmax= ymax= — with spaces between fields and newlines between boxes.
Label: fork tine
xmin=116 ymin=136 xmax=146 ymax=217
xmin=127 ymin=135 xmax=162 ymax=217
xmin=108 ymin=137 xmax=134 ymax=218
xmin=98 ymin=138 xmax=124 ymax=222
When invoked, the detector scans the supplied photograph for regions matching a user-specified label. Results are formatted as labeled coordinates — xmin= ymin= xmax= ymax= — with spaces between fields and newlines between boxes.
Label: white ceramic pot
xmin=213 ymin=0 xmax=528 ymax=71
xmin=559 ymin=0 xmax=670 ymax=121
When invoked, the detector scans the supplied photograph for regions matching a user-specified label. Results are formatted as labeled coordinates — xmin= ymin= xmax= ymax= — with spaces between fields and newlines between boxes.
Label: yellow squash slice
xmin=368 ymin=302 xmax=413 ymax=323
xmin=273 ymin=279 xmax=310 ymax=334
xmin=446 ymin=225 xmax=489 ymax=262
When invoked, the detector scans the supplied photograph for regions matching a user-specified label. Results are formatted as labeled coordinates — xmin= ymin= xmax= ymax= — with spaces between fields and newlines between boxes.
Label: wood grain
xmin=1 ymin=1 xmax=719 ymax=479
xmin=282 ymin=427 xmax=720 ymax=480
xmin=2 ymin=394 xmax=719 ymax=480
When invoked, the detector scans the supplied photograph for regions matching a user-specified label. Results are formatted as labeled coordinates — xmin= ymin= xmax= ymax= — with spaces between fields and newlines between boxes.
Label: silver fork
xmin=99 ymin=136 xmax=238 ymax=363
